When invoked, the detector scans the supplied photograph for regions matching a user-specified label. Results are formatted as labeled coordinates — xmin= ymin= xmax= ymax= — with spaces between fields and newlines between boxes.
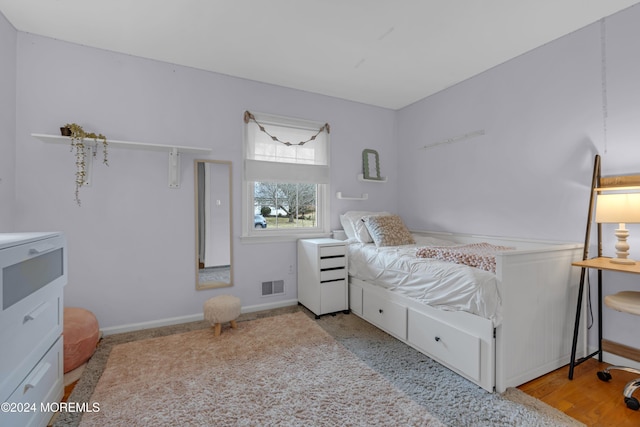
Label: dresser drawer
xmin=408 ymin=308 xmax=481 ymax=382
xmin=1 ymin=337 xmax=63 ymax=427
xmin=363 ymin=289 xmax=407 ymax=340
xmin=0 ymin=285 xmax=62 ymax=397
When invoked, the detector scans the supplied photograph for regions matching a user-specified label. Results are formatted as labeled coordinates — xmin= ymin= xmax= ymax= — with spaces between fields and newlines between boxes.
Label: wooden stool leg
xmin=230 ymin=320 xmax=237 ymax=329
xmin=214 ymin=323 xmax=222 ymax=337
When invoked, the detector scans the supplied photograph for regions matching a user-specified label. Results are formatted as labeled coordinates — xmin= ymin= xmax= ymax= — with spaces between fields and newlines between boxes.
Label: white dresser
xmin=0 ymin=232 xmax=67 ymax=427
xmin=297 ymin=238 xmax=348 ymax=318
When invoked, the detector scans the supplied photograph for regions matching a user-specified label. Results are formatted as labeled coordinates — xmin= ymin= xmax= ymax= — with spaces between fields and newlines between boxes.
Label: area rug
xmin=317 ymin=312 xmax=584 ymax=427
xmin=57 ymin=306 xmax=584 ymax=427
xmin=77 ymin=312 xmax=442 ymax=426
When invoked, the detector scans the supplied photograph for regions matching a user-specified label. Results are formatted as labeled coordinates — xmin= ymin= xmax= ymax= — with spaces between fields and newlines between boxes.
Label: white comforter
xmin=347 ymin=235 xmax=502 ymax=325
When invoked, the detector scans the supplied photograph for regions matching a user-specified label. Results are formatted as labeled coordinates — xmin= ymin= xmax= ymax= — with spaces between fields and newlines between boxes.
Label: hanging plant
xmin=60 ymin=123 xmax=108 ymax=206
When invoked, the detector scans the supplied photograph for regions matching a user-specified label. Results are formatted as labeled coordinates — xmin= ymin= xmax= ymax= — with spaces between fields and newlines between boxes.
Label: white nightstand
xmin=297 ymin=238 xmax=348 ymax=318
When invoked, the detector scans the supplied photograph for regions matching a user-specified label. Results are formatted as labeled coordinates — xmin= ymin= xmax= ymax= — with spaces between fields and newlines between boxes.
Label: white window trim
xmin=241 ymin=112 xmax=331 ymax=242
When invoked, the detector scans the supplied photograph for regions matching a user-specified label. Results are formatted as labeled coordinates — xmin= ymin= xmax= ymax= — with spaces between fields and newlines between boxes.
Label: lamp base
xmin=609 ymin=257 xmax=636 ymax=265
xmin=612 ymin=227 xmax=634 ymax=265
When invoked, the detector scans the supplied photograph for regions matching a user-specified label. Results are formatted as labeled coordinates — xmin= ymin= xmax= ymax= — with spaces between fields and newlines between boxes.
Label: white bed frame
xmin=348 ymin=230 xmax=587 ymax=392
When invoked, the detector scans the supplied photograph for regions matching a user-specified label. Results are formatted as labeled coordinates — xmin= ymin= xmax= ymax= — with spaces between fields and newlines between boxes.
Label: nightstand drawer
xmin=320 ymin=256 xmax=345 ymax=269
xmin=320 ymin=268 xmax=346 ymax=282
xmin=320 ymin=245 xmax=345 ymax=257
xmin=320 ymin=280 xmax=347 ymax=313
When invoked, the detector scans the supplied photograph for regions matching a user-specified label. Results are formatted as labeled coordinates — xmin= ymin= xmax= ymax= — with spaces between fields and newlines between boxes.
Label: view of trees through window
xmin=254 ymin=182 xmax=317 ymax=228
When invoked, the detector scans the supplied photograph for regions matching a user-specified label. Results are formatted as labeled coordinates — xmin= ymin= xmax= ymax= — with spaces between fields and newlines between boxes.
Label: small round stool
xmin=203 ymin=295 xmax=241 ymax=336
xmin=63 ymin=307 xmax=100 ymax=373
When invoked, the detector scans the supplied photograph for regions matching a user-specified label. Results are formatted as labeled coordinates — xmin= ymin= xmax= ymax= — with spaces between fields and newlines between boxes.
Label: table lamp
xmin=595 ymin=193 xmax=640 ymax=264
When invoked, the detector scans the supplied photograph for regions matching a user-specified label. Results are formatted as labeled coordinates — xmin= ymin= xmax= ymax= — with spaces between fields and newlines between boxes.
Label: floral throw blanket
xmin=415 ymin=242 xmax=515 ymax=273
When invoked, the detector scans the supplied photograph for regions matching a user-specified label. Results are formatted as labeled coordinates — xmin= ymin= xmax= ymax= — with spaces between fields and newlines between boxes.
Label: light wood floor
xmin=518 ymin=358 xmax=640 ymax=427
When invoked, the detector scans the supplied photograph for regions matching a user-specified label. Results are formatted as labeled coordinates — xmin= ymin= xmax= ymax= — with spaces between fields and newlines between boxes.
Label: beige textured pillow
xmin=364 ymin=215 xmax=415 ymax=247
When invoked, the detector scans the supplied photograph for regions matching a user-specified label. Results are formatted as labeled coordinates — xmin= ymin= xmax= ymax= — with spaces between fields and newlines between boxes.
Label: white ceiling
xmin=1 ymin=0 xmax=638 ymax=109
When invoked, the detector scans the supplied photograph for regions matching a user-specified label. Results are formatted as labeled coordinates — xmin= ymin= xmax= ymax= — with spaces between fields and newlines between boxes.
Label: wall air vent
xmin=262 ymin=280 xmax=285 ymax=296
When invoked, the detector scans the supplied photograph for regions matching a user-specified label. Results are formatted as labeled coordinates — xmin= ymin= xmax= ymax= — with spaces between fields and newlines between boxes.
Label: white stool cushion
xmin=203 ymin=295 xmax=241 ymax=324
xmin=604 ymin=291 xmax=640 ymax=316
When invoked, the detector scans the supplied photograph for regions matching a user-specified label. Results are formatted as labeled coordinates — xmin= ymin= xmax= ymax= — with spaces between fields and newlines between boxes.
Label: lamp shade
xmin=595 ymin=193 xmax=640 ymax=224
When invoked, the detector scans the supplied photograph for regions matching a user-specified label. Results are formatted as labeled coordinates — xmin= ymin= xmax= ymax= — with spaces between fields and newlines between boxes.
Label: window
xmin=243 ymin=111 xmax=330 ymax=239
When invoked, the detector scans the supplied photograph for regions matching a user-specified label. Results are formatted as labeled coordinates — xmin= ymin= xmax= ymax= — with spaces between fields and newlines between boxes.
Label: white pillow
xmin=339 ymin=214 xmax=357 ymax=239
xmin=353 ymin=219 xmax=372 ymax=242
xmin=340 ymin=211 xmax=390 ymax=243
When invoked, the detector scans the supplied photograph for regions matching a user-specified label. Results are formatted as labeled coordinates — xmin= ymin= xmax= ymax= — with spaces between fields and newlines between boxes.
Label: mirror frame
xmin=362 ymin=148 xmax=382 ymax=180
xmin=194 ymin=159 xmax=233 ymax=290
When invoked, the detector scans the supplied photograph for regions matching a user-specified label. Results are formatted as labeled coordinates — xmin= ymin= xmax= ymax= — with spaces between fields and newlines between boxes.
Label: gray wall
xmin=396 ymin=4 xmax=640 ymax=351
xmin=0 ymin=12 xmax=16 ymax=230
xmin=4 ymin=4 xmax=640 ymax=354
xmin=12 ymin=32 xmax=396 ymax=330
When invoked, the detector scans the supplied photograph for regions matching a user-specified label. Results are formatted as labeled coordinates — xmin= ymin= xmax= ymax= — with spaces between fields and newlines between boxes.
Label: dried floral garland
xmin=243 ymin=111 xmax=330 ymax=146
xmin=62 ymin=123 xmax=108 ymax=206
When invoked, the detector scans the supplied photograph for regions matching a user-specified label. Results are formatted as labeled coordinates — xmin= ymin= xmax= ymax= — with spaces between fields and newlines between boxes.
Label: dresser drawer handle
xmin=24 ymin=362 xmax=51 ymax=391
xmin=28 ymin=243 xmax=56 ymax=255
xmin=23 ymin=301 xmax=50 ymax=323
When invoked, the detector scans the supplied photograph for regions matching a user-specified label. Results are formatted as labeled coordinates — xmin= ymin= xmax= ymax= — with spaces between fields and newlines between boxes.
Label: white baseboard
xmin=240 ymin=298 xmax=299 ymax=314
xmin=586 ymin=346 xmax=640 ymax=371
xmin=100 ymin=299 xmax=299 ymax=336
xmin=602 ymin=351 xmax=640 ymax=371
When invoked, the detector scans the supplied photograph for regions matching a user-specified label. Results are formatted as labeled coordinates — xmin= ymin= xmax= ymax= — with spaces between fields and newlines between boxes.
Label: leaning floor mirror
xmin=195 ymin=160 xmax=233 ymax=289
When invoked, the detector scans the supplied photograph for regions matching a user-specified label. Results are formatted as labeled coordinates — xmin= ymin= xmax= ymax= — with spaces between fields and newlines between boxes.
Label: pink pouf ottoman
xmin=63 ymin=307 xmax=100 ymax=373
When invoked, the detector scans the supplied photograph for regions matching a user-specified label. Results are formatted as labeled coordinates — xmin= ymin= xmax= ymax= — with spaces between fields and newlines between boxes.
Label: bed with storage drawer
xmin=340 ymin=212 xmax=586 ymax=392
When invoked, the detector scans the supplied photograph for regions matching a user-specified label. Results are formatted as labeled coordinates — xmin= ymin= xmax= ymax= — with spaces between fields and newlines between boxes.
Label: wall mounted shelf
xmin=32 ymin=133 xmax=212 ymax=188
xmin=357 ymin=173 xmax=387 ymax=183
xmin=336 ymin=192 xmax=368 ymax=200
